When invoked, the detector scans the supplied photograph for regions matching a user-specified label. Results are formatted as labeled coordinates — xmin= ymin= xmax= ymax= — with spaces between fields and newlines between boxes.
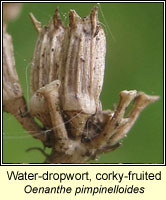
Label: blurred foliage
xmin=3 ymin=2 xmax=163 ymax=163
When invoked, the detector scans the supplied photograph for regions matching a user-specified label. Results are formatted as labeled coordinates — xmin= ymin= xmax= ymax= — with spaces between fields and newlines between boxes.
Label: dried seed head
xmin=30 ymin=7 xmax=106 ymax=135
xmin=3 ymin=5 xmax=160 ymax=163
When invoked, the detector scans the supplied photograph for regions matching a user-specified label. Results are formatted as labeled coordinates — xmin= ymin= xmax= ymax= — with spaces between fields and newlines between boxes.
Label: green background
xmin=3 ymin=2 xmax=163 ymax=164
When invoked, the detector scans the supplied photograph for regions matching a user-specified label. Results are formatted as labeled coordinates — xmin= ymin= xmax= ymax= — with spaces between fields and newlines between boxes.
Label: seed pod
xmin=30 ymin=7 xmax=106 ymax=136
xmin=62 ymin=8 xmax=106 ymax=136
xmin=30 ymin=9 xmax=66 ymax=128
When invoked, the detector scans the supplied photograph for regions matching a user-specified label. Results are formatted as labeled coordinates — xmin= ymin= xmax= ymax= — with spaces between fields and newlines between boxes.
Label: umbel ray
xmin=3 ymin=6 xmax=159 ymax=163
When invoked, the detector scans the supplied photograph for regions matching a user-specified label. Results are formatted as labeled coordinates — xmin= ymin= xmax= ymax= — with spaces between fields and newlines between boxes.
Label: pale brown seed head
xmin=30 ymin=7 xmax=106 ymax=136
